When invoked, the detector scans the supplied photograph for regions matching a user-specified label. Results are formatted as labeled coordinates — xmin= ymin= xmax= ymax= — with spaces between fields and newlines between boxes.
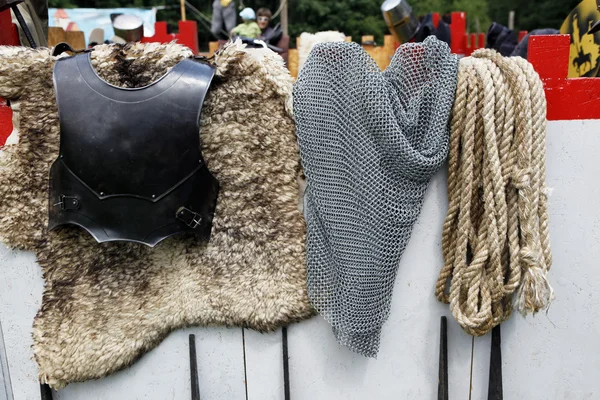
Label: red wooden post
xmin=176 ymin=21 xmax=199 ymax=54
xmin=450 ymin=11 xmax=466 ymax=56
xmin=0 ymin=9 xmax=19 ymax=147
xmin=141 ymin=20 xmax=199 ymax=54
xmin=0 ymin=9 xmax=19 ymax=46
xmin=141 ymin=21 xmax=170 ymax=44
xmin=518 ymin=30 xmax=528 ymax=42
xmin=0 ymin=98 xmax=12 ymax=147
xmin=478 ymin=33 xmax=485 ymax=49
xmin=432 ymin=12 xmax=440 ymax=29
xmin=464 ymin=32 xmax=482 ymax=56
xmin=529 ymin=34 xmax=600 ymax=121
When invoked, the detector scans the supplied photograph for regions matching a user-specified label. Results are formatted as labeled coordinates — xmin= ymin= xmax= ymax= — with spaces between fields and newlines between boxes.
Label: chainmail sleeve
xmin=293 ymin=36 xmax=458 ymax=357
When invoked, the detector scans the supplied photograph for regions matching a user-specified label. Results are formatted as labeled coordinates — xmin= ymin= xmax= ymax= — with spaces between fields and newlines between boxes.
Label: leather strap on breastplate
xmin=48 ymin=53 xmax=220 ymax=247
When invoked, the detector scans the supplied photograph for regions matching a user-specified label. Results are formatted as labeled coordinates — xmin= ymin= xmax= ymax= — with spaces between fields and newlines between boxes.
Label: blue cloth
xmin=239 ymin=7 xmax=255 ymax=20
xmin=486 ymin=22 xmax=518 ymax=56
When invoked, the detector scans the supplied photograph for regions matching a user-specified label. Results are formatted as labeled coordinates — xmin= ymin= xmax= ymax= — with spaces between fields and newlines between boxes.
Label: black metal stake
xmin=189 ymin=334 xmax=200 ymax=400
xmin=282 ymin=326 xmax=290 ymax=400
xmin=438 ymin=316 xmax=448 ymax=400
xmin=487 ymin=325 xmax=503 ymax=400
xmin=39 ymin=383 xmax=52 ymax=400
xmin=10 ymin=4 xmax=36 ymax=48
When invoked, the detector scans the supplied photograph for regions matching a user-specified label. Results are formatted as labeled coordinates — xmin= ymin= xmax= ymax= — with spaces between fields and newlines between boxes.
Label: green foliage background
xmin=48 ymin=0 xmax=582 ymax=50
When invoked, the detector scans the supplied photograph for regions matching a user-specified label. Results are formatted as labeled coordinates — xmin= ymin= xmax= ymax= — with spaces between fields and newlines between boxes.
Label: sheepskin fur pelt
xmin=0 ymin=41 xmax=313 ymax=388
xmin=298 ymin=31 xmax=346 ymax=72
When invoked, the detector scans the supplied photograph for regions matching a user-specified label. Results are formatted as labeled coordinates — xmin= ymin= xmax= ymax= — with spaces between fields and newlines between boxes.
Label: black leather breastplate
xmin=48 ymin=53 xmax=219 ymax=247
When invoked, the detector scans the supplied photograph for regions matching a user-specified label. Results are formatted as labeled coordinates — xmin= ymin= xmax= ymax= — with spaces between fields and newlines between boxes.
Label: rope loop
xmin=437 ymin=51 xmax=554 ymax=335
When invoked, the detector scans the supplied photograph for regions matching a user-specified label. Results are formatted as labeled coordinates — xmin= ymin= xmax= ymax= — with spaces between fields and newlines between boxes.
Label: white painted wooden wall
xmin=0 ymin=120 xmax=599 ymax=399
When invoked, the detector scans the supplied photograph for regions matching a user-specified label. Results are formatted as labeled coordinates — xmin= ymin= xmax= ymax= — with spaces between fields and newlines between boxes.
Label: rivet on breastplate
xmin=152 ymin=194 xmax=156 ymax=198
xmin=100 ymin=192 xmax=104 ymax=196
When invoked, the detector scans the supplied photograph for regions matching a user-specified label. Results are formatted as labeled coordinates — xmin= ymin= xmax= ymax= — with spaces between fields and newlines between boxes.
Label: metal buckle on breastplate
xmin=176 ymin=207 xmax=203 ymax=229
xmin=54 ymin=195 xmax=80 ymax=210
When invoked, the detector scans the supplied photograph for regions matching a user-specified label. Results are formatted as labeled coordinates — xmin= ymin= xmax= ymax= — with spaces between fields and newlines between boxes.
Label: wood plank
xmin=384 ymin=35 xmax=396 ymax=56
xmin=2 ymin=120 xmax=599 ymax=398
xmin=288 ymin=49 xmax=298 ymax=79
xmin=362 ymin=35 xmax=374 ymax=43
xmin=65 ymin=31 xmax=85 ymax=51
xmin=245 ymin=171 xmax=474 ymax=400
xmin=208 ymin=41 xmax=219 ymax=57
xmin=0 ymin=98 xmax=12 ymax=147
xmin=0 ymin=243 xmax=246 ymax=400
xmin=0 ymin=246 xmax=43 ymax=400
xmin=245 ymin=329 xmax=284 ymax=399
xmin=55 ymin=327 xmax=245 ymax=400
xmin=48 ymin=28 xmax=85 ymax=50
xmin=48 ymin=27 xmax=66 ymax=48
xmin=0 ymin=9 xmax=19 ymax=46
xmin=470 ymin=120 xmax=600 ymax=399
xmin=528 ymin=35 xmax=600 ymax=121
xmin=0 ymin=320 xmax=12 ymax=400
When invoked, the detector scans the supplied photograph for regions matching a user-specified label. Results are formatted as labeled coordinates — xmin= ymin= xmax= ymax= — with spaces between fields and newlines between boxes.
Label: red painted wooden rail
xmin=447 ymin=12 xmax=529 ymax=56
xmin=141 ymin=21 xmax=199 ymax=54
xmin=0 ymin=9 xmax=19 ymax=46
xmin=401 ymin=11 xmax=482 ymax=55
xmin=529 ymin=34 xmax=600 ymax=121
xmin=449 ymin=11 xmax=467 ymax=55
xmin=518 ymin=30 xmax=528 ymax=42
xmin=0 ymin=8 xmax=18 ymax=146
xmin=0 ymin=98 xmax=12 ymax=146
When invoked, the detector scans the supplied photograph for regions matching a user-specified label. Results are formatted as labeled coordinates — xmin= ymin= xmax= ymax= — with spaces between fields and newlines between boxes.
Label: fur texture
xmin=298 ymin=31 xmax=346 ymax=72
xmin=0 ymin=41 xmax=313 ymax=388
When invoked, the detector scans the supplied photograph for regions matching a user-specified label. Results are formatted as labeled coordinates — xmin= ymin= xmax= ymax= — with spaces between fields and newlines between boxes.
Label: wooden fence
xmin=208 ymin=34 xmax=398 ymax=78
xmin=48 ymin=27 xmax=85 ymax=50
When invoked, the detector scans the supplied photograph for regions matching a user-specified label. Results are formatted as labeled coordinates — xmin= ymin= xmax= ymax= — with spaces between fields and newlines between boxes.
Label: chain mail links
xmin=294 ymin=37 xmax=458 ymax=357
xmin=440 ymin=50 xmax=554 ymax=336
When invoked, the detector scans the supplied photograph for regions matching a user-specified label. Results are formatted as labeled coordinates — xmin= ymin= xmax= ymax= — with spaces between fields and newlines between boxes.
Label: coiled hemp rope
xmin=436 ymin=49 xmax=554 ymax=336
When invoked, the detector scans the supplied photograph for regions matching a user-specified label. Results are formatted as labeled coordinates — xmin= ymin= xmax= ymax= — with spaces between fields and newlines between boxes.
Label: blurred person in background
xmin=256 ymin=7 xmax=282 ymax=45
xmin=211 ymin=0 xmax=236 ymax=40
xmin=231 ymin=7 xmax=261 ymax=38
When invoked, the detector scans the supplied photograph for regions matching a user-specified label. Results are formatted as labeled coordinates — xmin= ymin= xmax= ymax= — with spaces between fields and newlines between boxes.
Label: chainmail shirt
xmin=293 ymin=36 xmax=458 ymax=357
